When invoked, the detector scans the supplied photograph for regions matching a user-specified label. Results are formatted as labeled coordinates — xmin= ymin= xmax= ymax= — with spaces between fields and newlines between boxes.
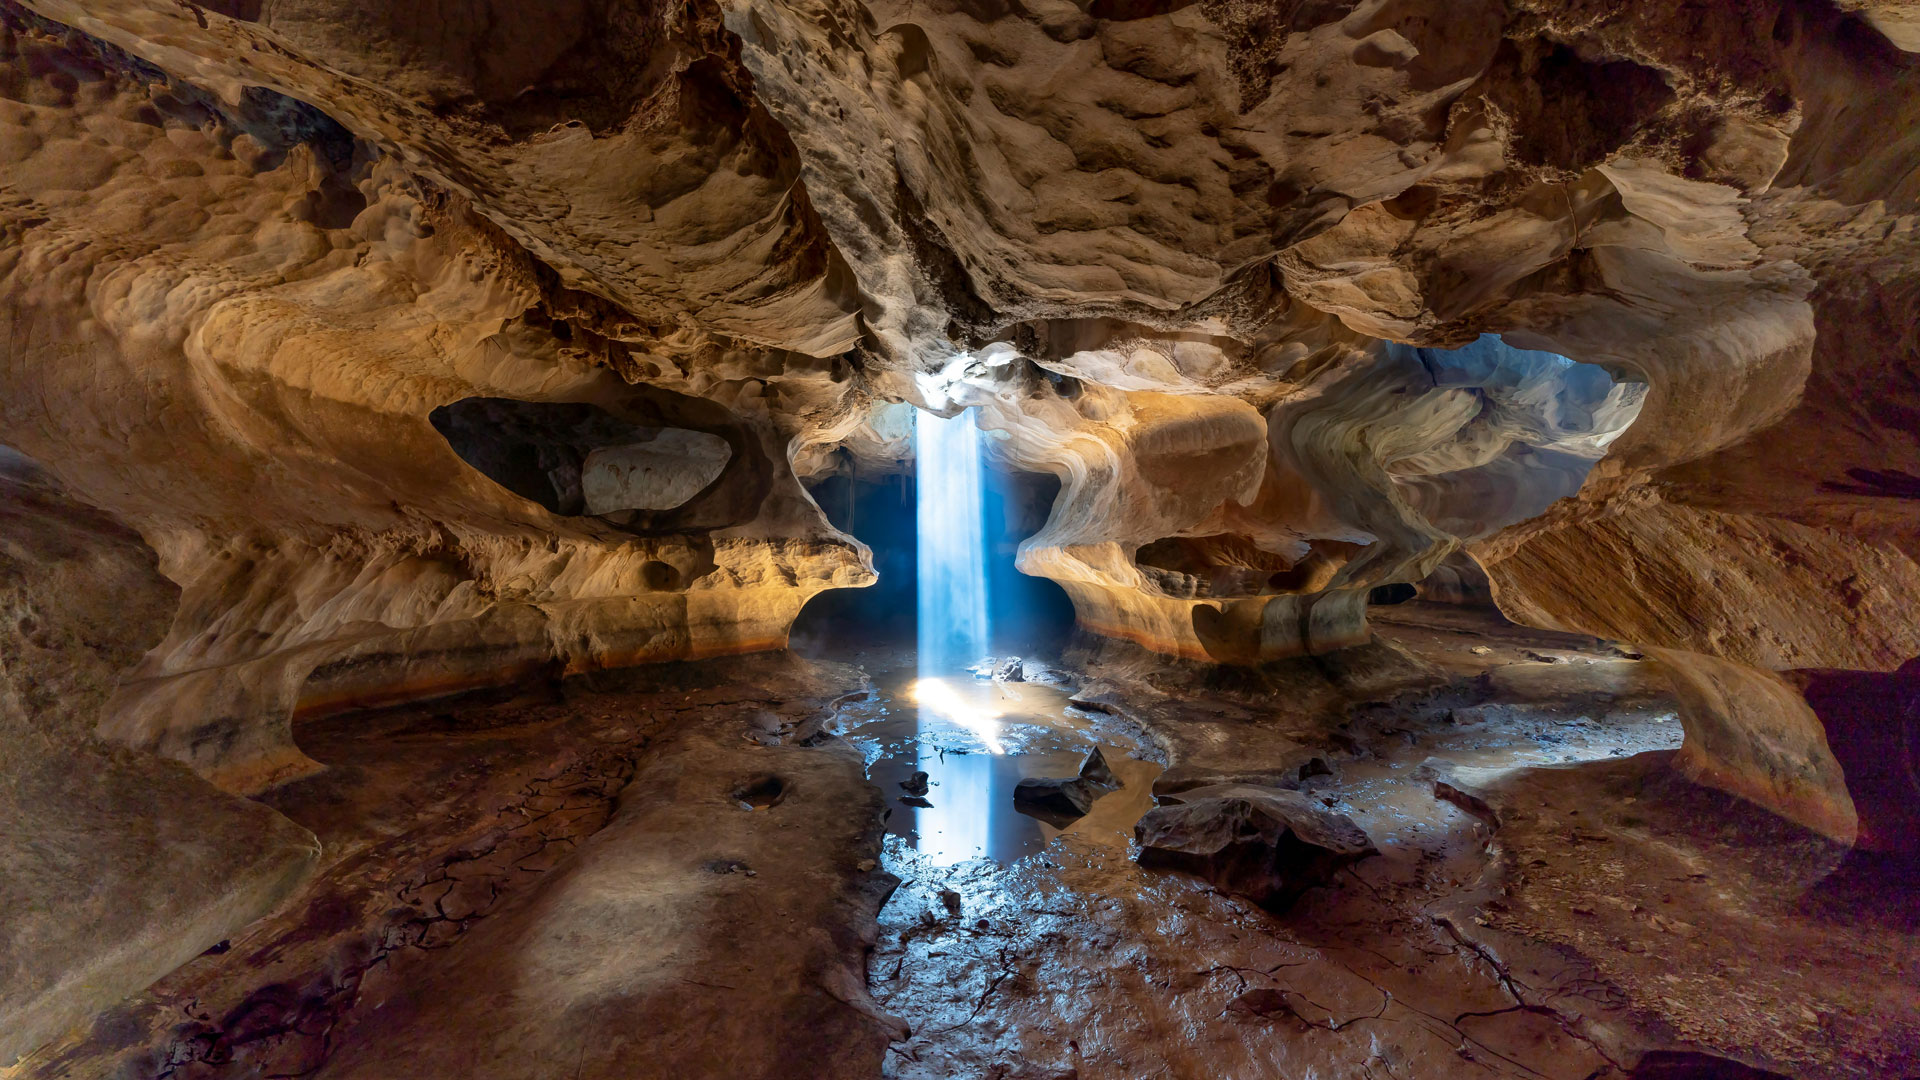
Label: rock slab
xmin=1013 ymin=747 xmax=1123 ymax=826
xmin=1134 ymin=784 xmax=1377 ymax=911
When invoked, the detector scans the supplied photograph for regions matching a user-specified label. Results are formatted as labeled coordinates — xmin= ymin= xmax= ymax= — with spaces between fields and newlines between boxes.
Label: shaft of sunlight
xmin=915 ymin=407 xmax=991 ymax=677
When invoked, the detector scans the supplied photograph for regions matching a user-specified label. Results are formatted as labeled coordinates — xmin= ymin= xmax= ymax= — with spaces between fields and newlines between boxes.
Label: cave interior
xmin=1 ymin=0 xmax=1918 ymax=1077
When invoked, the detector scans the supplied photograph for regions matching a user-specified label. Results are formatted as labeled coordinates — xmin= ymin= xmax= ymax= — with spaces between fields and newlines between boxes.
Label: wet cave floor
xmin=20 ymin=605 xmax=1918 ymax=1080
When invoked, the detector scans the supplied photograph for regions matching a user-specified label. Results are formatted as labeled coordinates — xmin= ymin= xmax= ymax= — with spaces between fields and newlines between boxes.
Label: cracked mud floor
xmin=864 ymin=605 xmax=1919 ymax=1080
xmin=16 ymin=654 xmax=905 ymax=1080
xmin=15 ymin=606 xmax=1917 ymax=1080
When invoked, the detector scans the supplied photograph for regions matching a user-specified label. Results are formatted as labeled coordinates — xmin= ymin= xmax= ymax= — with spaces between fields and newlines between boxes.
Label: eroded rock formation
xmin=4 ymin=0 xmax=1920 ymax=1064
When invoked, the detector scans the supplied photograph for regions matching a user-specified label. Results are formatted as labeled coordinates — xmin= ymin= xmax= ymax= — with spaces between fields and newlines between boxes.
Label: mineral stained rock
xmin=0 ymin=0 xmax=1913 ymax=846
xmin=1135 ymin=784 xmax=1378 ymax=910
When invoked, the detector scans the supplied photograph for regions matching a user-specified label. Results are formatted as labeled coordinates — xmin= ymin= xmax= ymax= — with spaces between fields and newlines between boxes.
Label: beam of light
xmin=911 ymin=403 xmax=1000 ymax=865
xmin=911 ymin=677 xmax=1006 ymax=755
xmin=915 ymin=406 xmax=991 ymax=675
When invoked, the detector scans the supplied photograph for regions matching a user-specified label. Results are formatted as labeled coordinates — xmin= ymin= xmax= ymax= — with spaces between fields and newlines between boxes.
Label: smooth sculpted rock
xmin=1013 ymin=775 xmax=1095 ymax=824
xmin=581 ymin=429 xmax=732 ymax=515
xmin=1134 ymin=784 xmax=1377 ymax=911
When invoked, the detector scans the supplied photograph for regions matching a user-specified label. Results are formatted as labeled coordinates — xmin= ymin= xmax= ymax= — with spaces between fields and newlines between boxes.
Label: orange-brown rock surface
xmin=4 ymin=0 xmax=1920 ymax=1063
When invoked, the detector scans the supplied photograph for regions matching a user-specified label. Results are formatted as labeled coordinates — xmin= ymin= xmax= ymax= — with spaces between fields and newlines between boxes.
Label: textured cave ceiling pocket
xmin=1482 ymin=39 xmax=1678 ymax=171
xmin=1367 ymin=582 xmax=1417 ymax=605
xmin=1382 ymin=335 xmax=1647 ymax=541
xmin=429 ymin=395 xmax=771 ymax=535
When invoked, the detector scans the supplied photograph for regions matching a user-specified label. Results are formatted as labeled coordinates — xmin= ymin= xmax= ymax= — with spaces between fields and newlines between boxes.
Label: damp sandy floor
xmin=17 ymin=608 xmax=1917 ymax=1080
xmin=846 ymin=606 xmax=1918 ymax=1080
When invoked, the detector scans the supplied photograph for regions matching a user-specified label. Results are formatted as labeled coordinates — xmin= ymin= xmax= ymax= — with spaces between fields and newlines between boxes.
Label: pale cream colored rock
xmin=581 ymin=431 xmax=733 ymax=515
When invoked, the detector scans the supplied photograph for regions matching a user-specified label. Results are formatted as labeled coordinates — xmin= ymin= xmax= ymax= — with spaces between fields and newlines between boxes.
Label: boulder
xmin=1134 ymin=785 xmax=1377 ymax=911
xmin=1012 ymin=776 xmax=1094 ymax=824
xmin=1078 ymin=747 xmax=1118 ymax=789
xmin=1013 ymin=746 xmax=1125 ymax=826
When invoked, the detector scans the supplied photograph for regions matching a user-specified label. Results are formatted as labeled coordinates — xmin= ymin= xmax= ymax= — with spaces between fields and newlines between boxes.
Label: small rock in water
xmin=899 ymin=795 xmax=934 ymax=808
xmin=994 ymin=656 xmax=1025 ymax=682
xmin=1079 ymin=746 xmax=1118 ymax=789
xmin=1134 ymin=784 xmax=1377 ymax=911
xmin=1013 ymin=775 xmax=1095 ymax=824
xmin=1013 ymin=745 xmax=1124 ymax=825
xmin=899 ymin=770 xmax=930 ymax=796
xmin=939 ymin=889 xmax=962 ymax=914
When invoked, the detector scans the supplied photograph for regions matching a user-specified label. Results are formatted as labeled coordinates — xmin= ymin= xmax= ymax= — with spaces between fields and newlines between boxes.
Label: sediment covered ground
xmin=15 ymin=606 xmax=1910 ymax=1080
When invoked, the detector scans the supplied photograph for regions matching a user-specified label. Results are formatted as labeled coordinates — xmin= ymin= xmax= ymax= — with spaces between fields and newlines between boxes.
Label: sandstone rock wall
xmin=0 ymin=448 xmax=316 ymax=1065
xmin=0 ymin=10 xmax=873 ymax=791
xmin=1 ymin=0 xmax=1917 ymax=874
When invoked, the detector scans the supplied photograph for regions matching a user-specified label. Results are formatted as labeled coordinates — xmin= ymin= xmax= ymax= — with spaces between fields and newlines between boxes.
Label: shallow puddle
xmin=832 ymin=661 xmax=1160 ymax=865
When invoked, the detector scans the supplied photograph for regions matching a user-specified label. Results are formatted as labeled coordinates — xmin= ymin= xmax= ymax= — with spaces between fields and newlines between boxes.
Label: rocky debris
xmin=1152 ymin=754 xmax=1339 ymax=800
xmin=1013 ymin=747 xmax=1124 ymax=826
xmin=993 ymin=657 xmax=1026 ymax=682
xmin=1413 ymin=759 xmax=1502 ymax=828
xmin=1134 ymin=785 xmax=1377 ymax=911
xmin=1012 ymin=775 xmax=1095 ymax=824
xmin=1433 ymin=778 xmax=1500 ymax=828
xmin=744 ymin=709 xmax=786 ymax=746
xmin=900 ymin=795 xmax=934 ymax=809
xmin=900 ymin=770 xmax=930 ymax=797
xmin=1078 ymin=747 xmax=1118 ymax=789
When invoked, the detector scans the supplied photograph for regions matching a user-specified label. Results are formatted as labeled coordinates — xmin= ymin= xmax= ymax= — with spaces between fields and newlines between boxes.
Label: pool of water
xmin=831 ymin=661 xmax=1161 ymax=865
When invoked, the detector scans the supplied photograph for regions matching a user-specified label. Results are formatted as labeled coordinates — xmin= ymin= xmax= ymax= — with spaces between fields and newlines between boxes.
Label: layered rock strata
xmin=0 ymin=450 xmax=316 ymax=1064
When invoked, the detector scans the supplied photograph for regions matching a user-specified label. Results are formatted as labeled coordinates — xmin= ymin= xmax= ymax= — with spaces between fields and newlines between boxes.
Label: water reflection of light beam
xmin=911 ymin=678 xmax=1005 ymax=755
